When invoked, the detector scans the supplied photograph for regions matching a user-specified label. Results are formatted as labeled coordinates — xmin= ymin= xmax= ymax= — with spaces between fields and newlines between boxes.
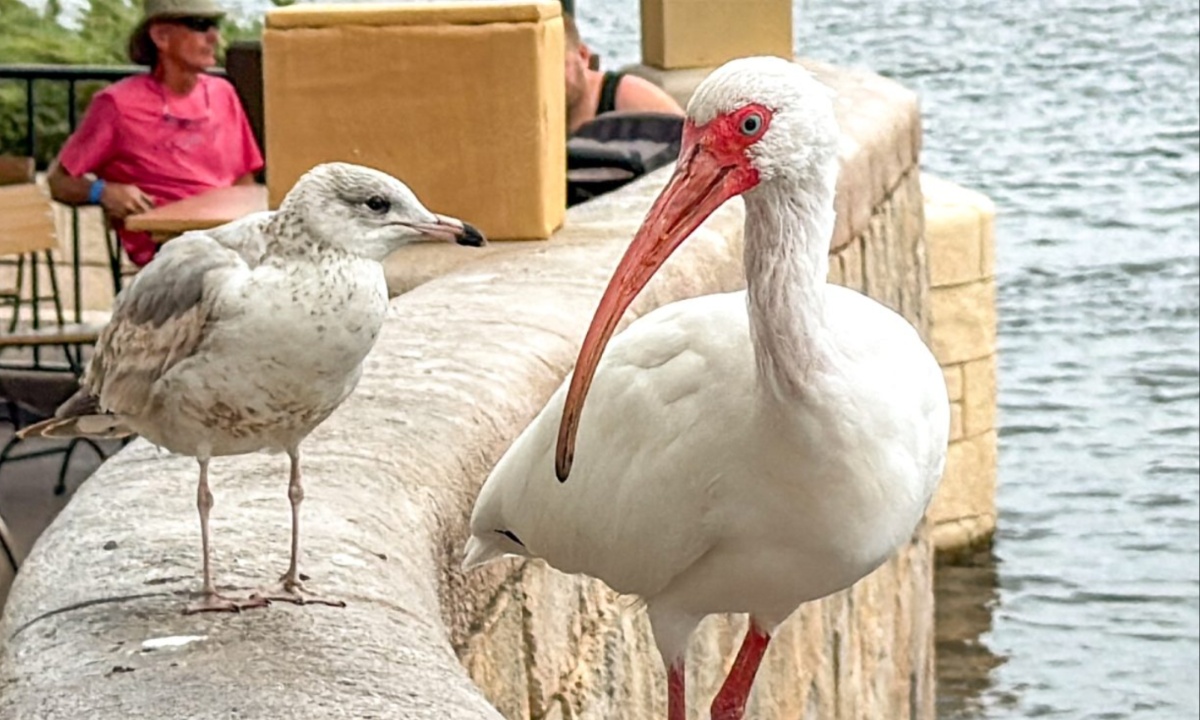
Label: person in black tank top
xmin=563 ymin=13 xmax=683 ymax=134
xmin=596 ymin=71 xmax=624 ymax=117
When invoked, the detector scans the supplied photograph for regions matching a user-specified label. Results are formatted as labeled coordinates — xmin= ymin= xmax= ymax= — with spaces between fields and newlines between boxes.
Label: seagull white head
xmin=282 ymin=162 xmax=486 ymax=261
xmin=555 ymin=56 xmax=841 ymax=480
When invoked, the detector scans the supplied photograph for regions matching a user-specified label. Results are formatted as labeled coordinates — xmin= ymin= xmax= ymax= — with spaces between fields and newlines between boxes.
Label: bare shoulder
xmin=615 ymin=74 xmax=685 ymax=115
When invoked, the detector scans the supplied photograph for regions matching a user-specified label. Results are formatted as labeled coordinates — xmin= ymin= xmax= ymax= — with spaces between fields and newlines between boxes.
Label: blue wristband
xmin=87 ymin=179 xmax=106 ymax=205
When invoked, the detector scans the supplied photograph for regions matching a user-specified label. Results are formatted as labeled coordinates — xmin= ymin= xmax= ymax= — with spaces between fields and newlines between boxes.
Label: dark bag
xmin=566 ymin=112 xmax=685 ymax=207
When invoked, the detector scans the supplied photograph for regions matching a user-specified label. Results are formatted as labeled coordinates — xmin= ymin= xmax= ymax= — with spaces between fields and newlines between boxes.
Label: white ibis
xmin=21 ymin=162 xmax=485 ymax=614
xmin=464 ymin=57 xmax=948 ymax=719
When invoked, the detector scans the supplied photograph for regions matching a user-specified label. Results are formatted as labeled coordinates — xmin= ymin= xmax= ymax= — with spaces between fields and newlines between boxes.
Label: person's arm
xmin=46 ymin=159 xmax=97 ymax=206
xmin=47 ymin=159 xmax=154 ymax=219
xmin=615 ymin=75 xmax=685 ymax=116
xmin=49 ymin=91 xmax=154 ymax=219
xmin=233 ymin=172 xmax=257 ymax=186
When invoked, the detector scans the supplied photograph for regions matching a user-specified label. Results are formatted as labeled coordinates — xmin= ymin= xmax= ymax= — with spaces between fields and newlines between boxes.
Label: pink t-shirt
xmin=58 ymin=73 xmax=264 ymax=266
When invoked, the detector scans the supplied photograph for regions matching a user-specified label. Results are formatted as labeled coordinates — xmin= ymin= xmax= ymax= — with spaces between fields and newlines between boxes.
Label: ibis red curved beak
xmin=555 ymin=134 xmax=756 ymax=481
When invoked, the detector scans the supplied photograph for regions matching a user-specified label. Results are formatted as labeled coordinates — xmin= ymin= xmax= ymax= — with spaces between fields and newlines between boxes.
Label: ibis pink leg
xmin=709 ymin=621 xmax=771 ymax=720
xmin=668 ymin=660 xmax=686 ymax=720
xmin=184 ymin=458 xmax=269 ymax=614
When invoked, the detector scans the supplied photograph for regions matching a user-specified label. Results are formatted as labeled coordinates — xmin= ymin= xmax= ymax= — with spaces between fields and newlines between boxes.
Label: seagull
xmin=21 ymin=162 xmax=486 ymax=614
xmin=464 ymin=57 xmax=948 ymax=720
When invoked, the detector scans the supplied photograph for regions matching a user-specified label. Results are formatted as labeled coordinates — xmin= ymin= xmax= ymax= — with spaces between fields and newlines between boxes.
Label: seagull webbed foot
xmin=253 ymin=574 xmax=346 ymax=608
xmin=183 ymin=592 xmax=271 ymax=615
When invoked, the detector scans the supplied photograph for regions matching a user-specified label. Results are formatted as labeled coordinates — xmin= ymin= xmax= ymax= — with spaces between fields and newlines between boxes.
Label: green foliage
xmin=0 ymin=0 xmax=269 ymax=166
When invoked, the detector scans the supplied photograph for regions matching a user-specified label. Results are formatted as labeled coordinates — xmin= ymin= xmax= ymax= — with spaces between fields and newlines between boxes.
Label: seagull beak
xmin=406 ymin=214 xmax=487 ymax=247
xmin=555 ymin=134 xmax=754 ymax=481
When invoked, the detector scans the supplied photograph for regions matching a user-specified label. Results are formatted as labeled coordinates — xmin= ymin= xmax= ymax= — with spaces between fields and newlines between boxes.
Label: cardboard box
xmin=263 ymin=1 xmax=565 ymax=240
xmin=639 ymin=0 xmax=793 ymax=70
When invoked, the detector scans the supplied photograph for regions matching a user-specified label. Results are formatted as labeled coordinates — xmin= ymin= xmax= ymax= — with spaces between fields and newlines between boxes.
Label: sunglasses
xmin=171 ymin=16 xmax=221 ymax=32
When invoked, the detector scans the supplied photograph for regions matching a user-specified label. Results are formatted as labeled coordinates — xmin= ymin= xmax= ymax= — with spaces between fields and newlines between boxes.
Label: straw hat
xmin=128 ymin=0 xmax=226 ymax=66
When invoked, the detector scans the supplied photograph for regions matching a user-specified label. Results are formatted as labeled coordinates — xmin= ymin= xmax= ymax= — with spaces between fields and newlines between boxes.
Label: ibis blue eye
xmin=739 ymin=113 xmax=764 ymax=136
xmin=365 ymin=196 xmax=390 ymax=213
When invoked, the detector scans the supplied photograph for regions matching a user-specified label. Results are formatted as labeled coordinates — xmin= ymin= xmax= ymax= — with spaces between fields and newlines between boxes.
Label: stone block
xmin=921 ymin=174 xmax=995 ymax=286
xmin=949 ymin=400 xmax=964 ymax=441
xmin=862 ymin=199 xmax=902 ymax=314
xmin=826 ymin=251 xmax=844 ymax=286
xmin=893 ymin=171 xmax=930 ymax=336
xmin=639 ymin=0 xmax=792 ymax=70
xmin=942 ymin=364 xmax=963 ymax=402
xmin=928 ymin=430 xmax=997 ymax=552
xmin=460 ymin=587 xmax=531 ymax=720
xmin=263 ymin=0 xmax=566 ymax=240
xmin=837 ymin=236 xmax=865 ymax=292
xmin=928 ymin=279 xmax=996 ymax=365
xmin=961 ymin=355 xmax=997 ymax=437
xmin=924 ymin=199 xmax=984 ymax=288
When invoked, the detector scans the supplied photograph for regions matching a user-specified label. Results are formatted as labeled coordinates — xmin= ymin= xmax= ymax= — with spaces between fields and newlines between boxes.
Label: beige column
xmin=921 ymin=174 xmax=999 ymax=557
xmin=639 ymin=0 xmax=793 ymax=70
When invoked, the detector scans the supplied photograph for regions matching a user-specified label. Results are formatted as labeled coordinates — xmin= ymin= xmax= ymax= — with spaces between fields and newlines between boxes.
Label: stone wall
xmin=921 ymin=175 xmax=999 ymax=556
xmin=0 ymin=60 xmax=994 ymax=720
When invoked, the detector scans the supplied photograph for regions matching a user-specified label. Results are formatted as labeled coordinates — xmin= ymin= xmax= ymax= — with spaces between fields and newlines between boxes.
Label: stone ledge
xmin=0 ymin=167 xmax=747 ymax=720
xmin=931 ymin=514 xmax=996 ymax=561
xmin=920 ymin=173 xmax=996 ymax=285
xmin=928 ymin=279 xmax=997 ymax=365
xmin=1 ymin=60 xmax=941 ymax=720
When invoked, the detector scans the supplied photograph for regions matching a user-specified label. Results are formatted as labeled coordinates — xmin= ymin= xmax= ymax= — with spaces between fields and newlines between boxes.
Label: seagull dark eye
xmin=365 ymin=195 xmax=390 ymax=214
xmin=739 ymin=113 xmax=764 ymax=137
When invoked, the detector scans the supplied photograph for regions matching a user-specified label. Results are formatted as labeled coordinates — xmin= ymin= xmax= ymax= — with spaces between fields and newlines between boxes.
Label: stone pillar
xmin=921 ymin=174 xmax=999 ymax=557
xmin=639 ymin=0 xmax=792 ymax=70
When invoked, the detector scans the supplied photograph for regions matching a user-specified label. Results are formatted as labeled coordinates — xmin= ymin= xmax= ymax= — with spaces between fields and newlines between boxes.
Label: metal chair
xmin=0 ymin=172 xmax=114 ymax=495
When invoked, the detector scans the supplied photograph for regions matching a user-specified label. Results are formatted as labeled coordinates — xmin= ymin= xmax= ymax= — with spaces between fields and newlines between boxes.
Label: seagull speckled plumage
xmin=22 ymin=162 xmax=486 ymax=613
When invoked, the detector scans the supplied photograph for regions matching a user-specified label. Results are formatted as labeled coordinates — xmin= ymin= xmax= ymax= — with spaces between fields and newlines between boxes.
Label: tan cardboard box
xmin=263 ymin=1 xmax=565 ymax=240
xmin=639 ymin=0 xmax=793 ymax=70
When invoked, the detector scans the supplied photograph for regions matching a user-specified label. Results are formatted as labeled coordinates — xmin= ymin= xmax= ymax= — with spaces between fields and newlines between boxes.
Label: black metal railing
xmin=0 ymin=64 xmax=145 ymax=158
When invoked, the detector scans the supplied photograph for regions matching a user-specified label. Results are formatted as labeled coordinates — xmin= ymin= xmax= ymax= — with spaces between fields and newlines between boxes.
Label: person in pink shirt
xmin=48 ymin=0 xmax=263 ymax=267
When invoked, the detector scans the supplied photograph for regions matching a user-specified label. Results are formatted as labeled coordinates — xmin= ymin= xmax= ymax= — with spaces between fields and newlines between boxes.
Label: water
xmin=579 ymin=1 xmax=1200 ymax=717
xmin=134 ymin=0 xmax=1200 ymax=715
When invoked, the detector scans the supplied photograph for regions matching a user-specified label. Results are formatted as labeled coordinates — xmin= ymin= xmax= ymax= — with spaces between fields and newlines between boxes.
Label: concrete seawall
xmin=0 ymin=60 xmax=996 ymax=719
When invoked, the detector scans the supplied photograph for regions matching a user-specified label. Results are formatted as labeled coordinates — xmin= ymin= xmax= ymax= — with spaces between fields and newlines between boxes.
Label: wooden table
xmin=125 ymin=184 xmax=269 ymax=241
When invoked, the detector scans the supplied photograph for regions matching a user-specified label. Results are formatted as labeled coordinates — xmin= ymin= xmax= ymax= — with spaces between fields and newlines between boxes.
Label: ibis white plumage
xmin=464 ymin=57 xmax=948 ymax=720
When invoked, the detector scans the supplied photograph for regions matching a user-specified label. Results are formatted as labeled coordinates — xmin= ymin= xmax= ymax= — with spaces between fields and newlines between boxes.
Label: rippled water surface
xmin=235 ymin=0 xmax=1200 ymax=715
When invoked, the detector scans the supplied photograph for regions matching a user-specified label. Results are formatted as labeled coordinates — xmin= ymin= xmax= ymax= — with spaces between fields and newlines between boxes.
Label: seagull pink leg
xmin=709 ymin=620 xmax=771 ymax=720
xmin=184 ymin=458 xmax=269 ymax=614
xmin=254 ymin=448 xmax=345 ymax=608
xmin=668 ymin=660 xmax=687 ymax=720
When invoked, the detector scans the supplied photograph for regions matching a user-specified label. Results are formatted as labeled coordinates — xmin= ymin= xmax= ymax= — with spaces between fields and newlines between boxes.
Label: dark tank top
xmin=596 ymin=71 xmax=624 ymax=116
